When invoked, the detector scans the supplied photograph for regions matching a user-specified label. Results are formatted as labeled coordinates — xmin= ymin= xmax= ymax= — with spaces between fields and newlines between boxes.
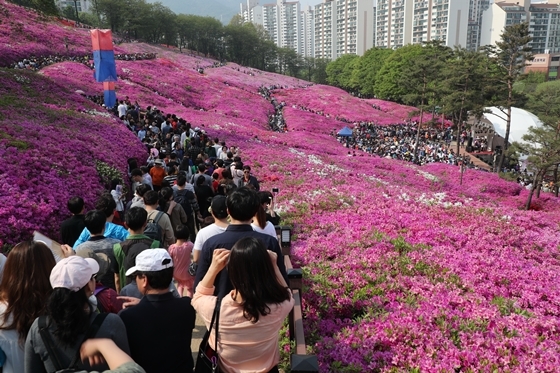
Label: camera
xmin=272 ymin=187 xmax=279 ymax=194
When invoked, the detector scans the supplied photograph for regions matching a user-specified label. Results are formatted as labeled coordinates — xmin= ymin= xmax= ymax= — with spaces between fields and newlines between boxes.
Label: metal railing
xmin=276 ymin=226 xmax=319 ymax=373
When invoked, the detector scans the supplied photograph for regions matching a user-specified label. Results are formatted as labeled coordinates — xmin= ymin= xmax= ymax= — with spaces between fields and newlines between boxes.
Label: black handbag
xmin=195 ymin=297 xmax=223 ymax=373
xmin=38 ymin=313 xmax=108 ymax=373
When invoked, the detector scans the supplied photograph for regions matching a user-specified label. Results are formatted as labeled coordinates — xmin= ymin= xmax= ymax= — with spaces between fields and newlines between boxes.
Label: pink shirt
xmin=168 ymin=242 xmax=193 ymax=283
xmin=192 ymin=284 xmax=294 ymax=373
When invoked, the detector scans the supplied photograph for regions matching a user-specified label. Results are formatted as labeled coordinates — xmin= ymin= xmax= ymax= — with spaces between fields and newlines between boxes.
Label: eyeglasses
xmin=91 ymin=274 xmax=97 ymax=281
xmin=244 ymin=171 xmax=250 ymax=174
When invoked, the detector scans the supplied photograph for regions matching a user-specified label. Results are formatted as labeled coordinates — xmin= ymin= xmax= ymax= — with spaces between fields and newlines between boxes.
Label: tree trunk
xmin=414 ymin=107 xmax=424 ymax=162
xmin=554 ymin=164 xmax=559 ymax=197
xmin=497 ymin=96 xmax=513 ymax=173
xmin=525 ymin=172 xmax=540 ymax=210
xmin=536 ymin=167 xmax=548 ymax=199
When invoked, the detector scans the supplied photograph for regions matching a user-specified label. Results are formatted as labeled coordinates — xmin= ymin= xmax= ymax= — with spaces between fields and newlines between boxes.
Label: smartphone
xmin=116 ymin=185 xmax=122 ymax=195
xmin=272 ymin=187 xmax=279 ymax=194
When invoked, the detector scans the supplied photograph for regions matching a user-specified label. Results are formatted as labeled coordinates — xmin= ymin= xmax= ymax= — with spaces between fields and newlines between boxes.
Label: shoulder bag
xmin=195 ymin=297 xmax=222 ymax=373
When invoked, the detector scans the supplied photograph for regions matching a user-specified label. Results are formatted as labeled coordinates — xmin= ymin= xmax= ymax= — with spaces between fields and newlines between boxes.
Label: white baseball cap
xmin=50 ymin=256 xmax=99 ymax=292
xmin=125 ymin=249 xmax=174 ymax=277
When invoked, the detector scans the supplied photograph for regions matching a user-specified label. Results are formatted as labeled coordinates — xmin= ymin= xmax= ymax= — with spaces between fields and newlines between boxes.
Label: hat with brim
xmin=50 ymin=256 xmax=99 ymax=292
xmin=125 ymin=249 xmax=173 ymax=277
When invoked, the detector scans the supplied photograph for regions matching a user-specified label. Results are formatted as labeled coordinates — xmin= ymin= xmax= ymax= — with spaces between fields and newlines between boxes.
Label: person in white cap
xmin=119 ymin=249 xmax=195 ymax=373
xmin=24 ymin=256 xmax=130 ymax=372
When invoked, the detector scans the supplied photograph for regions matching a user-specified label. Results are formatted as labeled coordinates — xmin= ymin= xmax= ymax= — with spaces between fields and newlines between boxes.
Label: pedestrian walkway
xmin=191 ymin=313 xmax=206 ymax=362
xmin=455 ymin=143 xmax=492 ymax=171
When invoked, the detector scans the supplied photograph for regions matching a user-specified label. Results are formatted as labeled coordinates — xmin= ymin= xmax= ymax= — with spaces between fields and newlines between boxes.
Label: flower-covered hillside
xmin=4 ymin=2 xmax=560 ymax=369
xmin=0 ymin=68 xmax=146 ymax=247
xmin=0 ymin=0 xmax=123 ymax=67
xmin=11 ymin=52 xmax=560 ymax=372
xmin=272 ymin=85 xmax=413 ymax=124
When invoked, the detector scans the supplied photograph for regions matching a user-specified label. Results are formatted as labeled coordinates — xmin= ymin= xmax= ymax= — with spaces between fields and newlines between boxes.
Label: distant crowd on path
xmin=10 ymin=53 xmax=157 ymax=71
xmin=337 ymin=122 xmax=479 ymax=168
xmin=0 ymin=98 xmax=291 ymax=373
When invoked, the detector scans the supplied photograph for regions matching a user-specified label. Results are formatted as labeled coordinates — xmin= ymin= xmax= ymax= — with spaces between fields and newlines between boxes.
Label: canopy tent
xmin=483 ymin=107 xmax=543 ymax=144
xmin=338 ymin=126 xmax=353 ymax=137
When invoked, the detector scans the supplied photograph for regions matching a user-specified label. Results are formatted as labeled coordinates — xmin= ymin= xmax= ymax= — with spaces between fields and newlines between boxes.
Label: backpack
xmin=145 ymin=211 xmax=164 ymax=243
xmin=174 ymin=188 xmax=195 ymax=215
xmin=38 ymin=314 xmax=108 ymax=372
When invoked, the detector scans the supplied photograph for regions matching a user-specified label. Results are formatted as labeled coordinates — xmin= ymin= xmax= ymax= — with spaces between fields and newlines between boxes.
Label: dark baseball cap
xmin=210 ymin=195 xmax=228 ymax=219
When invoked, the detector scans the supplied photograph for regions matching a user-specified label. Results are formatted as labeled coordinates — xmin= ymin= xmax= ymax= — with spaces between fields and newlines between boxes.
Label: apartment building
xmin=314 ymin=0 xmax=336 ymax=59
xmin=301 ymin=6 xmax=315 ymax=57
xmin=525 ymin=52 xmax=560 ymax=80
xmin=466 ymin=0 xmax=490 ymax=50
xmin=241 ymin=0 xmax=316 ymax=57
xmin=315 ymin=0 xmax=374 ymax=59
xmin=375 ymin=0 xmax=468 ymax=49
xmin=480 ymin=0 xmax=560 ymax=54
xmin=240 ymin=0 xmax=263 ymax=24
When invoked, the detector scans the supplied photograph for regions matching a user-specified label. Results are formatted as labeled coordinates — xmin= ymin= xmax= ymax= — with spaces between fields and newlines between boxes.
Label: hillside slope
xmin=2 ymin=2 xmax=560 ymax=372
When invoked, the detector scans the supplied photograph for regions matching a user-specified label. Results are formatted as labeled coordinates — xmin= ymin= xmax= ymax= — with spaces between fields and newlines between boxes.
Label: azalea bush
xmin=3 ymin=2 xmax=560 ymax=371
xmin=0 ymin=67 xmax=146 ymax=245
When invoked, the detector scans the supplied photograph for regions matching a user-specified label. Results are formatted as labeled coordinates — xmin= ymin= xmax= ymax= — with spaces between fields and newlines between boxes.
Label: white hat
xmin=50 ymin=256 xmax=99 ymax=292
xmin=125 ymin=249 xmax=173 ymax=277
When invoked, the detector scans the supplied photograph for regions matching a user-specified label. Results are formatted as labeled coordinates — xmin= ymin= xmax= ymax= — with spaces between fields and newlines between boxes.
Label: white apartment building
xmin=301 ymin=6 xmax=315 ymax=57
xmin=315 ymin=0 xmax=374 ymax=59
xmin=480 ymin=0 xmax=560 ymax=54
xmin=466 ymin=0 xmax=490 ymax=50
xmin=314 ymin=0 xmax=336 ymax=59
xmin=240 ymin=0 xmax=315 ymax=57
xmin=375 ymin=0 xmax=468 ymax=49
xmin=280 ymin=1 xmax=302 ymax=53
xmin=241 ymin=0 xmax=263 ymax=24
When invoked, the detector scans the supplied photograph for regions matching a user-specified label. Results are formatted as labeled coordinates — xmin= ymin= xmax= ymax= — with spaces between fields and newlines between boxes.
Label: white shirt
xmin=117 ymin=104 xmax=127 ymax=117
xmin=251 ymin=221 xmax=277 ymax=238
xmin=193 ymin=224 xmax=227 ymax=252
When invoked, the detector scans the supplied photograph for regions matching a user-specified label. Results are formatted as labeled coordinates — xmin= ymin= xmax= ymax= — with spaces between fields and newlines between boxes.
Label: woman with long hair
xmin=24 ymin=256 xmax=129 ymax=372
xmin=158 ymin=187 xmax=188 ymax=236
xmin=251 ymin=203 xmax=277 ymax=238
xmin=0 ymin=241 xmax=56 ymax=373
xmin=192 ymin=237 xmax=293 ymax=373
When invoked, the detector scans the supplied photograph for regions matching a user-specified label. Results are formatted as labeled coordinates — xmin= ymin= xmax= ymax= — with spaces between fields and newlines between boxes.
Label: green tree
xmin=351 ymin=47 xmax=394 ymax=97
xmin=375 ymin=44 xmax=424 ymax=101
xmin=277 ymin=47 xmax=301 ymax=77
xmin=524 ymin=80 xmax=560 ymax=195
xmin=486 ymin=22 xmax=533 ymax=172
xmin=32 ymin=0 xmax=58 ymax=15
xmin=326 ymin=54 xmax=359 ymax=89
xmin=399 ymin=41 xmax=452 ymax=159
xmin=61 ymin=4 xmax=77 ymax=20
xmin=440 ymin=48 xmax=489 ymax=155
xmin=509 ymin=125 xmax=560 ymax=209
xmin=94 ymin=0 xmax=127 ymax=32
xmin=312 ymin=58 xmax=329 ymax=84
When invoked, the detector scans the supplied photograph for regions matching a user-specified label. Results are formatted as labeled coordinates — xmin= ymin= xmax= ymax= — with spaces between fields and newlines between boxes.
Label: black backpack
xmin=145 ymin=211 xmax=164 ymax=243
xmin=174 ymin=189 xmax=195 ymax=215
xmin=38 ymin=314 xmax=108 ymax=372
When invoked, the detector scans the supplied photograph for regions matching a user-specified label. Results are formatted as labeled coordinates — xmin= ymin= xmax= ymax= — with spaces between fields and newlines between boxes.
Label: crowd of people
xmin=11 ymin=53 xmax=156 ymax=71
xmin=0 ymin=97 xmax=290 ymax=373
xmin=259 ymin=86 xmax=288 ymax=132
xmin=336 ymin=122 xmax=481 ymax=167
